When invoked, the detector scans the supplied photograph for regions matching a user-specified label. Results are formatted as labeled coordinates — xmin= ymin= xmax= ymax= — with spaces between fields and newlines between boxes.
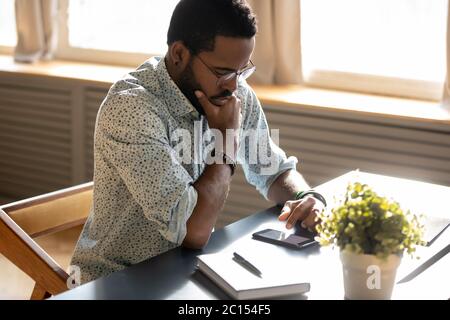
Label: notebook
xmin=423 ymin=215 xmax=450 ymax=246
xmin=196 ymin=250 xmax=310 ymax=300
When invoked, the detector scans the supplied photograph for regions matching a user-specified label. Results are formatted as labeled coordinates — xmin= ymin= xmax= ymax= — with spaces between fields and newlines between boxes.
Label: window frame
xmin=55 ymin=0 xmax=163 ymax=67
xmin=300 ymin=0 xmax=447 ymax=102
xmin=304 ymin=70 xmax=444 ymax=102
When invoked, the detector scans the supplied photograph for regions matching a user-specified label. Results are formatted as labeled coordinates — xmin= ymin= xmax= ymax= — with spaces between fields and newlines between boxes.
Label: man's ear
xmin=168 ymin=41 xmax=191 ymax=70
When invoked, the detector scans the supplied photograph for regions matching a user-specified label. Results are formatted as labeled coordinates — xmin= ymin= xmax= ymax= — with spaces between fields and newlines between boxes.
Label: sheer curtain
xmin=14 ymin=0 xmax=58 ymax=63
xmin=246 ymin=0 xmax=303 ymax=85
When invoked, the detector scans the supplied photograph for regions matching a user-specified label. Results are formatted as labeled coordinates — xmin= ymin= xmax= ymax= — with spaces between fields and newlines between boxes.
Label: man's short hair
xmin=167 ymin=0 xmax=257 ymax=54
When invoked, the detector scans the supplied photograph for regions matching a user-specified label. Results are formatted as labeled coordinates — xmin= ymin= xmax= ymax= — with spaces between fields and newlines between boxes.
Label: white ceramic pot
xmin=340 ymin=250 xmax=402 ymax=300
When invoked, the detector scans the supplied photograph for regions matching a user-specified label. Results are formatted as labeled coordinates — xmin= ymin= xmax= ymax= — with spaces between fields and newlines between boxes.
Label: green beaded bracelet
xmin=294 ymin=189 xmax=327 ymax=207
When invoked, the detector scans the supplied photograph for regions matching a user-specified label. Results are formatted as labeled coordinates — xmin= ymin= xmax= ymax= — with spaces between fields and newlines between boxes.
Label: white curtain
xmin=246 ymin=0 xmax=302 ymax=85
xmin=14 ymin=0 xmax=58 ymax=63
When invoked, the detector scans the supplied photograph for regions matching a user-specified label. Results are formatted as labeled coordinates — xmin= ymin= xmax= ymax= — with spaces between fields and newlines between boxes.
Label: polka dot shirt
xmin=70 ymin=56 xmax=297 ymax=284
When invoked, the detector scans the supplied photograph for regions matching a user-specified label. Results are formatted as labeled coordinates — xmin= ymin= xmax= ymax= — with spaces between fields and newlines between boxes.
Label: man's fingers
xmin=195 ymin=90 xmax=216 ymax=115
xmin=302 ymin=211 xmax=318 ymax=231
xmin=278 ymin=202 xmax=293 ymax=221
xmin=286 ymin=198 xmax=315 ymax=229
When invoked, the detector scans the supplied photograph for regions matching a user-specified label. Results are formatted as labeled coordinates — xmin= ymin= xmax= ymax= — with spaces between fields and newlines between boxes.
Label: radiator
xmin=0 ymin=80 xmax=72 ymax=198
xmin=1 ymin=76 xmax=449 ymax=229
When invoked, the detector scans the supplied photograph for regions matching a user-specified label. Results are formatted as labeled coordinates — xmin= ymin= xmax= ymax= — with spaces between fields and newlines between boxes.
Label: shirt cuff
xmin=260 ymin=155 xmax=298 ymax=200
xmin=161 ymin=184 xmax=198 ymax=245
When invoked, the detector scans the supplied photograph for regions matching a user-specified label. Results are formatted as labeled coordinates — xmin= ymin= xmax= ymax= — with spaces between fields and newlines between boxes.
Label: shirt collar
xmin=154 ymin=56 xmax=200 ymax=119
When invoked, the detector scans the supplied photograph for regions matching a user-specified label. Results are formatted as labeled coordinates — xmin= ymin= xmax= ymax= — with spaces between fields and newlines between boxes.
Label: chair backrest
xmin=0 ymin=182 xmax=93 ymax=299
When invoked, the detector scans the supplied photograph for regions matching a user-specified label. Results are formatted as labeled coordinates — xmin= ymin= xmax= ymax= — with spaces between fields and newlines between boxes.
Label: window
xmin=0 ymin=0 xmax=17 ymax=53
xmin=301 ymin=0 xmax=448 ymax=101
xmin=57 ymin=0 xmax=179 ymax=65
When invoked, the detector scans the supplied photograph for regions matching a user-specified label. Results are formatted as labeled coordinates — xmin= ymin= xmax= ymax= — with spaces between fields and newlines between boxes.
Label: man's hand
xmin=195 ymin=90 xmax=241 ymax=133
xmin=278 ymin=196 xmax=324 ymax=232
xmin=195 ymin=90 xmax=241 ymax=159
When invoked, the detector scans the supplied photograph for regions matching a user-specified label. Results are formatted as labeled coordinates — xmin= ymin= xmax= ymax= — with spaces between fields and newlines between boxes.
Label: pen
xmin=232 ymin=252 xmax=263 ymax=277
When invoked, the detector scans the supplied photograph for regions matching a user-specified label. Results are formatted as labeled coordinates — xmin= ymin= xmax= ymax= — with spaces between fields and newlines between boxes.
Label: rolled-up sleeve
xmin=97 ymin=93 xmax=197 ymax=244
xmin=237 ymin=86 xmax=298 ymax=200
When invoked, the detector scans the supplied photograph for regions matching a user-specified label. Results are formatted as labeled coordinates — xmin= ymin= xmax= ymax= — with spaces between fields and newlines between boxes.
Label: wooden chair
xmin=0 ymin=182 xmax=93 ymax=299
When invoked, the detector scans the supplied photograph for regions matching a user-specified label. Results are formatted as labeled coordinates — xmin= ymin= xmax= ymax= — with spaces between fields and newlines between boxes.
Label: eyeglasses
xmin=195 ymin=55 xmax=256 ymax=87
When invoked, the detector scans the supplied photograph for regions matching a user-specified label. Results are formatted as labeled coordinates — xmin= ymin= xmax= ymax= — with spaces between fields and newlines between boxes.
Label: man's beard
xmin=177 ymin=61 xmax=234 ymax=116
xmin=178 ymin=61 xmax=206 ymax=116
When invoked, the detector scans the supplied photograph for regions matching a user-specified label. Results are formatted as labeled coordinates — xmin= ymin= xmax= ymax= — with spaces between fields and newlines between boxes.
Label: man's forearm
xmin=183 ymin=163 xmax=232 ymax=248
xmin=267 ymin=169 xmax=311 ymax=205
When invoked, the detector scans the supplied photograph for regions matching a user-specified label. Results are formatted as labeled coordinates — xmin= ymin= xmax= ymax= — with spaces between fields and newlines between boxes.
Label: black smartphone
xmin=252 ymin=228 xmax=317 ymax=249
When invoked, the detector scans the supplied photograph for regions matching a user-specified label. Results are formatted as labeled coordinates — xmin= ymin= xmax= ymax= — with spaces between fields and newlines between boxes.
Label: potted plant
xmin=315 ymin=182 xmax=425 ymax=300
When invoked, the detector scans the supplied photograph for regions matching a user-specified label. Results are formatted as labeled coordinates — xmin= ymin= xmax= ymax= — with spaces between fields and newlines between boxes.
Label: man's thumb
xmin=278 ymin=205 xmax=291 ymax=221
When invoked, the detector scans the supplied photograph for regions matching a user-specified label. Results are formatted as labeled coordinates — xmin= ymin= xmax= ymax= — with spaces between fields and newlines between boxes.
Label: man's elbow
xmin=182 ymin=232 xmax=211 ymax=249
